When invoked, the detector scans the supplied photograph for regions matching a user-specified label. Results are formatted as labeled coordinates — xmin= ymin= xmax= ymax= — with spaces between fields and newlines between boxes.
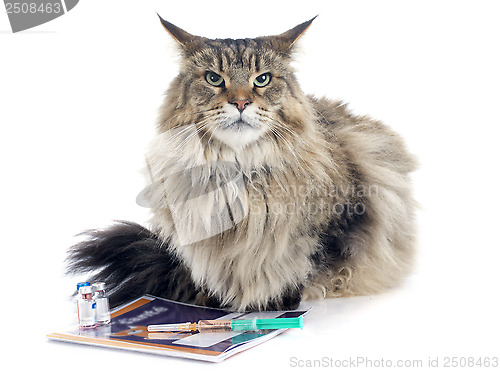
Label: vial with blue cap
xmin=77 ymin=285 xmax=96 ymax=328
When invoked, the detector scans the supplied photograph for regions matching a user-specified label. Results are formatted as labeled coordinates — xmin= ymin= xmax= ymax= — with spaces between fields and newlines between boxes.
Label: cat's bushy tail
xmin=67 ymin=221 xmax=199 ymax=309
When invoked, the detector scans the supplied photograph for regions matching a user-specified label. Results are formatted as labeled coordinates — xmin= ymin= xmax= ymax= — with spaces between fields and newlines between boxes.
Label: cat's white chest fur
xmin=145 ymin=128 xmax=318 ymax=310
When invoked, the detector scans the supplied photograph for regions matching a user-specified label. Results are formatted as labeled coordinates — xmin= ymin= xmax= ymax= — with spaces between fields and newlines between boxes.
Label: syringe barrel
xmin=197 ymin=319 xmax=232 ymax=332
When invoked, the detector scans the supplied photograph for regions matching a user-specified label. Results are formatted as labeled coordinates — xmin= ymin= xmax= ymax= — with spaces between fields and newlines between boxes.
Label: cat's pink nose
xmin=230 ymin=99 xmax=251 ymax=112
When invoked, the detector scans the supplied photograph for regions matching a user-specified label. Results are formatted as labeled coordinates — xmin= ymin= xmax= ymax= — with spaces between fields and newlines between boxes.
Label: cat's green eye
xmin=206 ymin=71 xmax=225 ymax=87
xmin=254 ymin=73 xmax=272 ymax=88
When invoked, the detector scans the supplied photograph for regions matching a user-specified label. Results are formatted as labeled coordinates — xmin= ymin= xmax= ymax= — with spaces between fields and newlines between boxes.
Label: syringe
xmin=147 ymin=317 xmax=303 ymax=333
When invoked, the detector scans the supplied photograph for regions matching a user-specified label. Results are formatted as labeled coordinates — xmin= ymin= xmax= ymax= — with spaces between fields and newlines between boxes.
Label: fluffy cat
xmin=68 ymin=16 xmax=416 ymax=311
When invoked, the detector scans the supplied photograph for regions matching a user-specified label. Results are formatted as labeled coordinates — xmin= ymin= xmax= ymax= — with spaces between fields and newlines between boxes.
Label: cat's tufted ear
xmin=157 ymin=14 xmax=200 ymax=48
xmin=272 ymin=16 xmax=317 ymax=52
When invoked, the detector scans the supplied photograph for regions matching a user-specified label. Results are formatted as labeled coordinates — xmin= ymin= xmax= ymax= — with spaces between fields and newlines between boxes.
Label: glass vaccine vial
xmin=77 ymin=285 xmax=96 ymax=328
xmin=92 ymin=282 xmax=111 ymax=325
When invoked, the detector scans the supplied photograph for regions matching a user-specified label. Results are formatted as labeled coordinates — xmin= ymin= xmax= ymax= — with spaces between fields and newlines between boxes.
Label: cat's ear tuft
xmin=157 ymin=14 xmax=198 ymax=48
xmin=276 ymin=15 xmax=318 ymax=50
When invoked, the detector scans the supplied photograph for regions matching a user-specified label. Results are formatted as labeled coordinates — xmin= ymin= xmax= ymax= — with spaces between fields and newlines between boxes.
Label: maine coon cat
xmin=69 ymin=16 xmax=416 ymax=311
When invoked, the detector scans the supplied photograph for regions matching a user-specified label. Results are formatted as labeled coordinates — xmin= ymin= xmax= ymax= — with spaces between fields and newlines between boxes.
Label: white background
xmin=1 ymin=0 xmax=499 ymax=369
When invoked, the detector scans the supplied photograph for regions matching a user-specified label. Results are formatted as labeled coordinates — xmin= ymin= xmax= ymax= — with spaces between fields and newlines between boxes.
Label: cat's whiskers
xmin=154 ymin=120 xmax=214 ymax=182
xmin=159 ymin=109 xmax=222 ymax=150
xmin=265 ymin=115 xmax=318 ymax=151
xmin=162 ymin=107 xmax=222 ymax=128
xmin=198 ymin=122 xmax=221 ymax=155
xmin=264 ymin=115 xmax=340 ymax=177
xmin=256 ymin=112 xmax=314 ymax=175
xmin=206 ymin=125 xmax=221 ymax=149
xmin=164 ymin=123 xmax=199 ymax=145
xmin=267 ymin=125 xmax=312 ymax=175
xmin=171 ymin=120 xmax=212 ymax=154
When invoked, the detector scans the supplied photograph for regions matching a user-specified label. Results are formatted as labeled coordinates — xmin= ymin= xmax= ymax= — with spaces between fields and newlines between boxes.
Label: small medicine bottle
xmin=92 ymin=282 xmax=111 ymax=325
xmin=77 ymin=285 xmax=96 ymax=328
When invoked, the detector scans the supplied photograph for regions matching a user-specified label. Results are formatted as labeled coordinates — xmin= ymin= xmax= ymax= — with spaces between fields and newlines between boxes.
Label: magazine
xmin=47 ymin=295 xmax=309 ymax=362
